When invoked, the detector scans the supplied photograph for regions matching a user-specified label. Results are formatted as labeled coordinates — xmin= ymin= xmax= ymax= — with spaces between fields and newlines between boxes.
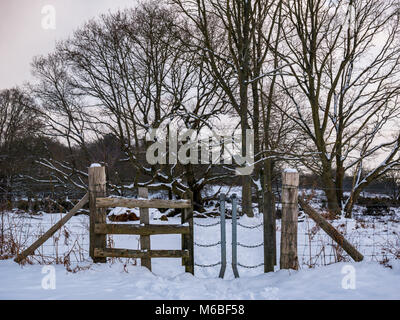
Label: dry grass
xmin=320 ymin=210 xmax=340 ymax=220
xmin=0 ymin=209 xmax=90 ymax=269
xmin=0 ymin=211 xmax=29 ymax=261
xmin=105 ymin=234 xmax=138 ymax=272
xmin=381 ymin=232 xmax=400 ymax=260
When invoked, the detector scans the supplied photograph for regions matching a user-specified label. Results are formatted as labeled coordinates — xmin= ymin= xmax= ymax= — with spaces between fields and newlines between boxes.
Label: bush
xmin=363 ymin=204 xmax=390 ymax=216
xmin=16 ymin=200 xmax=29 ymax=211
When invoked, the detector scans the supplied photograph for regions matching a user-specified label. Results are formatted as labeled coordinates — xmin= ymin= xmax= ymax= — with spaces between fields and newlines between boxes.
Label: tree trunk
xmin=321 ymin=170 xmax=341 ymax=216
xmin=240 ymin=113 xmax=253 ymax=217
xmin=239 ymin=76 xmax=253 ymax=217
xmin=335 ymin=156 xmax=345 ymax=210
xmin=184 ymin=163 xmax=204 ymax=213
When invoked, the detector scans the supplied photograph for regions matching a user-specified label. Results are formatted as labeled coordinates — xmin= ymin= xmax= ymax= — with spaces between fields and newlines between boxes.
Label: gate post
xmin=263 ymin=191 xmax=276 ymax=272
xmin=139 ymin=187 xmax=151 ymax=271
xmin=218 ymin=193 xmax=227 ymax=278
xmin=231 ymin=194 xmax=239 ymax=278
xmin=89 ymin=164 xmax=107 ymax=263
xmin=182 ymin=191 xmax=194 ymax=275
xmin=280 ymin=169 xmax=299 ymax=270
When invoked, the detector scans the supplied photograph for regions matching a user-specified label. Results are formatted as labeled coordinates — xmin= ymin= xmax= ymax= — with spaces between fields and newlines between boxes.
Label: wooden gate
xmin=88 ymin=165 xmax=194 ymax=274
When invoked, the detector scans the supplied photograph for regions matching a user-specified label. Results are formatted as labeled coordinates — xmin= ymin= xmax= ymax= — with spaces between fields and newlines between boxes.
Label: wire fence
xmin=1 ymin=188 xmax=399 ymax=273
xmin=1 ymin=214 xmax=399 ymax=270
xmin=0 ymin=210 xmax=91 ymax=265
xmin=193 ymin=218 xmax=223 ymax=269
xmin=296 ymin=215 xmax=400 ymax=268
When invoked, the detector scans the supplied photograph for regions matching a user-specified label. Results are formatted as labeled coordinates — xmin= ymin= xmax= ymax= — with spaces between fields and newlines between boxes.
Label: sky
xmin=0 ymin=0 xmax=396 ymax=167
xmin=0 ymin=0 xmax=135 ymax=90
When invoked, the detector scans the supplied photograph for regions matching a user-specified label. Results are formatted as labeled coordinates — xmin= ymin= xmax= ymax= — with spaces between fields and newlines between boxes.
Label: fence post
xmin=231 ymin=193 xmax=239 ymax=278
xmin=89 ymin=164 xmax=107 ymax=263
xmin=139 ymin=187 xmax=151 ymax=271
xmin=280 ymin=169 xmax=299 ymax=270
xmin=263 ymin=191 xmax=276 ymax=272
xmin=218 ymin=193 xmax=226 ymax=278
xmin=182 ymin=191 xmax=194 ymax=275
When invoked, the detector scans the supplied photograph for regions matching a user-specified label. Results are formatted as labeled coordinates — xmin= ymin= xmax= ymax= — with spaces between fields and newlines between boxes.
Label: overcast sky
xmin=0 ymin=0 xmax=135 ymax=90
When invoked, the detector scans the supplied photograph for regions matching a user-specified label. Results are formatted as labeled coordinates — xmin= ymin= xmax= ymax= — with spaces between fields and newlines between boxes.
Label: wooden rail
xmin=94 ymin=223 xmax=190 ymax=235
xmin=96 ymin=197 xmax=191 ymax=209
xmin=94 ymin=248 xmax=189 ymax=259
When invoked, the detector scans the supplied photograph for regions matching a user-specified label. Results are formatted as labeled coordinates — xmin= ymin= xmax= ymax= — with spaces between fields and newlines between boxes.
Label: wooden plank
xmin=298 ymin=197 xmax=364 ymax=262
xmin=94 ymin=248 xmax=189 ymax=259
xmin=280 ymin=170 xmax=299 ymax=270
xmin=14 ymin=193 xmax=89 ymax=263
xmin=96 ymin=197 xmax=191 ymax=209
xmin=95 ymin=223 xmax=190 ymax=235
xmin=89 ymin=165 xmax=107 ymax=263
xmin=139 ymin=187 xmax=151 ymax=271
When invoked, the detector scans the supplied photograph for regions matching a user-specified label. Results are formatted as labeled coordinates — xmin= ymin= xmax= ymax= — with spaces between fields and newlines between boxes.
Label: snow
xmin=284 ymin=168 xmax=298 ymax=173
xmin=108 ymin=207 xmax=137 ymax=216
xmin=90 ymin=163 xmax=102 ymax=168
xmin=0 ymin=259 xmax=399 ymax=299
xmin=1 ymin=186 xmax=399 ymax=299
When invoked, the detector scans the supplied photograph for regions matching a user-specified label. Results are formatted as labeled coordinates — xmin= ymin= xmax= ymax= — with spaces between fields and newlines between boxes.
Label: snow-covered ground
xmin=1 ymin=258 xmax=400 ymax=299
xmin=0 ymin=188 xmax=399 ymax=299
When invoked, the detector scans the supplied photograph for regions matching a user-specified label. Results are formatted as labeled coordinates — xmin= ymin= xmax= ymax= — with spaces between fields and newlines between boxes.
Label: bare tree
xmin=171 ymin=0 xmax=286 ymax=216
xmin=278 ymin=0 xmax=400 ymax=216
xmin=30 ymin=51 xmax=94 ymax=190
xmin=0 ymin=88 xmax=42 ymax=198
xmin=31 ymin=2 xmax=230 ymax=211
xmin=383 ymin=169 xmax=400 ymax=200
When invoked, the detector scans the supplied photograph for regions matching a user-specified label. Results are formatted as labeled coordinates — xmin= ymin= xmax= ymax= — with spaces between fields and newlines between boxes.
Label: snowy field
xmin=1 ymin=259 xmax=400 ymax=300
xmin=1 ymin=187 xmax=399 ymax=300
